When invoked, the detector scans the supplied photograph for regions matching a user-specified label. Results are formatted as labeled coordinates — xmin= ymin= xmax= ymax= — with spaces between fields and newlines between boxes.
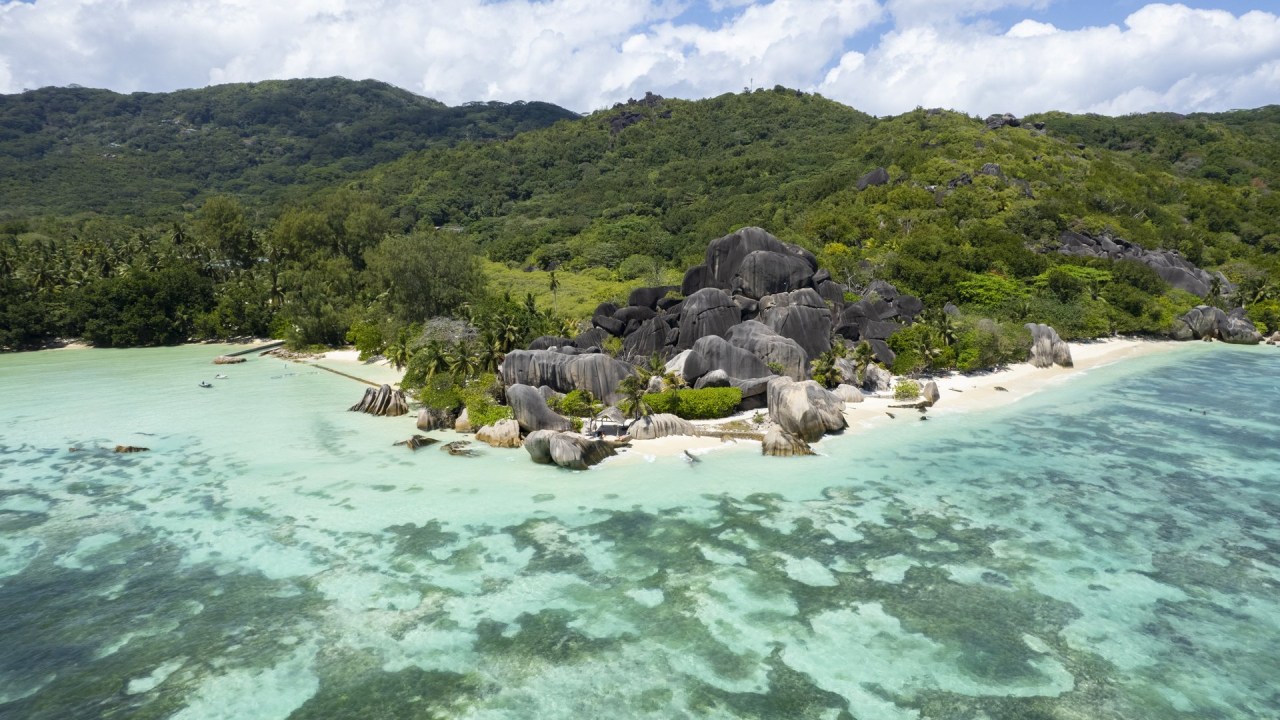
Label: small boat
xmin=214 ymin=373 xmax=228 ymax=380
xmin=198 ymin=381 xmax=213 ymax=388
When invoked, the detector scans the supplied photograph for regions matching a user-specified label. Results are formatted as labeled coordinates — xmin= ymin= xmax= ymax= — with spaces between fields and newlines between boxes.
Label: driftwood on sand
xmin=348 ymin=384 xmax=409 ymax=417
xmin=393 ymin=435 xmax=438 ymax=451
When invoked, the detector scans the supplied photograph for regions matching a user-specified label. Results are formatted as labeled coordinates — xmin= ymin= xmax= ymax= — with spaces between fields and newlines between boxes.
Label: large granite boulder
xmin=573 ymin=327 xmax=609 ymax=352
xmin=665 ymin=349 xmax=694 ymax=382
xmin=628 ymin=285 xmax=678 ymax=309
xmin=614 ymin=305 xmax=657 ymax=327
xmin=677 ymin=288 xmax=741 ymax=350
xmin=622 ymin=316 xmax=669 ymax=359
xmin=416 ymin=406 xmax=456 ymax=431
xmin=694 ymin=369 xmax=731 ymax=389
xmin=703 ymin=227 xmax=817 ymax=289
xmin=762 ymin=427 xmax=814 ymax=457
xmin=684 ymin=335 xmax=771 ymax=384
xmin=454 ymin=407 xmax=472 ymax=433
xmin=501 ymin=350 xmax=635 ymax=404
xmin=681 ymin=264 xmax=726 ymax=296
xmin=628 ymin=413 xmax=696 ymax=440
xmin=725 ymin=321 xmax=808 ymax=380
xmin=735 ymin=250 xmax=815 ymax=300
xmin=816 ymin=279 xmax=848 ymax=307
xmin=856 ymin=167 xmax=889 ymax=190
xmin=1170 ymin=305 xmax=1262 ymax=344
xmin=506 ymin=383 xmax=572 ymax=433
xmin=922 ymin=381 xmax=940 ymax=406
xmin=476 ymin=419 xmax=522 ymax=449
xmin=524 ymin=430 xmax=616 ymax=470
xmin=758 ymin=288 xmax=832 ymax=360
xmin=528 ymin=335 xmax=574 ymax=350
xmin=767 ymin=377 xmax=846 ymax=443
xmin=834 ymin=384 xmax=864 ymax=403
xmin=592 ymin=314 xmax=625 ymax=337
xmin=1025 ymin=323 xmax=1073 ymax=368
xmin=863 ymin=364 xmax=893 ymax=393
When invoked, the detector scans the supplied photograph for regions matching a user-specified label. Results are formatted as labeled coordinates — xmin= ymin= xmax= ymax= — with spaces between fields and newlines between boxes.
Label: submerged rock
xmin=393 ymin=435 xmax=439 ymax=451
xmin=114 ymin=445 xmax=150 ymax=453
xmin=442 ymin=441 xmax=478 ymax=457
xmin=524 ymin=430 xmax=616 ymax=470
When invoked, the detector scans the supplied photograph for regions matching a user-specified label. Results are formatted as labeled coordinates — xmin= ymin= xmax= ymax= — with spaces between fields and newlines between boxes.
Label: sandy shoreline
xmin=605 ymin=337 xmax=1188 ymax=464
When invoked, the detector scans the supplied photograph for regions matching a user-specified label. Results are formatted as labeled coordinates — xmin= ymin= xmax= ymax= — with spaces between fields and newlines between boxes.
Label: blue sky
xmin=1 ymin=1 xmax=1277 ymax=115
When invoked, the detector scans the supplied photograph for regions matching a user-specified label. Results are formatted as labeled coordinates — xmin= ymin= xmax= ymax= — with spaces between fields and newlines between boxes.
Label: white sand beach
xmin=609 ymin=337 xmax=1188 ymax=463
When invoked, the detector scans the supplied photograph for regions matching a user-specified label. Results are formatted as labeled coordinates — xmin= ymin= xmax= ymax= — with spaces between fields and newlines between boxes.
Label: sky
xmin=0 ymin=0 xmax=1277 ymax=116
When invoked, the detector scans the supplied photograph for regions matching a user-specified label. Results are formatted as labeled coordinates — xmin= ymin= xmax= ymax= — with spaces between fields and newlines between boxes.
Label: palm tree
xmin=418 ymin=340 xmax=449 ymax=379
xmin=446 ymin=341 xmax=478 ymax=379
xmin=385 ymin=330 xmax=414 ymax=371
xmin=548 ymin=271 xmax=560 ymax=315
xmin=617 ymin=374 xmax=652 ymax=421
xmin=852 ymin=341 xmax=876 ymax=386
xmin=476 ymin=331 xmax=504 ymax=374
xmin=926 ymin=309 xmax=957 ymax=347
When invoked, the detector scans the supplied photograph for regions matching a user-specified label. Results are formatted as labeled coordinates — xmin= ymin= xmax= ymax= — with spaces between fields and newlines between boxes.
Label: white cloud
xmin=821 ymin=3 xmax=1280 ymax=115
xmin=0 ymin=1 xmax=1276 ymax=116
xmin=0 ymin=0 xmax=880 ymax=110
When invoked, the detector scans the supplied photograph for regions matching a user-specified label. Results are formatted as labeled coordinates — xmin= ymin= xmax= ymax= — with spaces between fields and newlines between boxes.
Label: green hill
xmin=1 ymin=83 xmax=1278 ymax=355
xmin=0 ymin=77 xmax=577 ymax=217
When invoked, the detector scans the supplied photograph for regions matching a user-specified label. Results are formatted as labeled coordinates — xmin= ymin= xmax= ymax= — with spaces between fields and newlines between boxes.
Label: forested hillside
xmin=0 ymin=77 xmax=577 ymax=217
xmin=1 ymin=83 xmax=1277 ymax=365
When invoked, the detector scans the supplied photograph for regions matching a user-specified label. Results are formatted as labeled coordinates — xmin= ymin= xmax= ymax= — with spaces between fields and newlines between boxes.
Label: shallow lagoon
xmin=1 ymin=342 xmax=1278 ymax=719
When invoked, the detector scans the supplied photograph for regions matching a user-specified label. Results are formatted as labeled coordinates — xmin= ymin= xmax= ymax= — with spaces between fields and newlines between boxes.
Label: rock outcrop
xmin=501 ymin=350 xmax=635 ymax=403
xmin=506 ymin=383 xmax=572 ymax=433
xmin=1170 ymin=306 xmax=1262 ymax=344
xmin=1025 ymin=324 xmax=1073 ymax=368
xmin=416 ymin=406 xmax=456 ymax=431
xmin=677 ymin=288 xmax=741 ymax=349
xmin=454 ymin=408 xmax=472 ymax=433
xmin=834 ymin=384 xmax=864 ymax=403
xmin=1054 ymin=230 xmax=1231 ymax=298
xmin=767 ymin=377 xmax=846 ymax=443
xmin=922 ymin=381 xmax=940 ymax=406
xmin=757 ymin=288 xmax=832 ymax=360
xmin=762 ymin=427 xmax=814 ymax=457
xmin=524 ymin=430 xmax=616 ymax=470
xmin=856 ymin=167 xmax=889 ymax=190
xmin=628 ymin=413 xmax=696 ymax=440
xmin=701 ymin=227 xmax=817 ymax=291
xmin=622 ymin=315 xmax=670 ymax=359
xmin=735 ymin=250 xmax=814 ymax=300
xmin=683 ymin=335 xmax=771 ymax=384
xmin=862 ymin=364 xmax=893 ymax=393
xmin=348 ymin=384 xmax=409 ymax=417
xmin=476 ymin=419 xmax=522 ymax=448
xmin=725 ymin=321 xmax=807 ymax=380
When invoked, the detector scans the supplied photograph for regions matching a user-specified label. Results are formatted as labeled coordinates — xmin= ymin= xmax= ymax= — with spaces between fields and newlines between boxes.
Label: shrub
xmin=552 ymin=389 xmax=598 ymax=417
xmin=414 ymin=374 xmax=464 ymax=411
xmin=644 ymin=387 xmax=743 ymax=419
xmin=894 ymin=380 xmax=921 ymax=401
xmin=463 ymin=389 xmax=512 ymax=428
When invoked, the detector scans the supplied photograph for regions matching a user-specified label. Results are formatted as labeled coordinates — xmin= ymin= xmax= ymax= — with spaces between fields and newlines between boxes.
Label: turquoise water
xmin=1 ymin=343 xmax=1278 ymax=719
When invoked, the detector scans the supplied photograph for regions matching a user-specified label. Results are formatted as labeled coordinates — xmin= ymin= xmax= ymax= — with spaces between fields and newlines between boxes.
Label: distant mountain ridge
xmin=0 ymin=77 xmax=578 ymax=217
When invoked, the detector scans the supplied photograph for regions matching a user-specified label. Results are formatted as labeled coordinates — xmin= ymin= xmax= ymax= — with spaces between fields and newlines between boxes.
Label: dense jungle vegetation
xmin=2 ymin=79 xmax=1278 ymax=384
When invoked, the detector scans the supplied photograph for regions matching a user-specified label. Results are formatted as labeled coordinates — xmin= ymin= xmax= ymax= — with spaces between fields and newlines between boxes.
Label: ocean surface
xmin=1 ymin=342 xmax=1278 ymax=719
